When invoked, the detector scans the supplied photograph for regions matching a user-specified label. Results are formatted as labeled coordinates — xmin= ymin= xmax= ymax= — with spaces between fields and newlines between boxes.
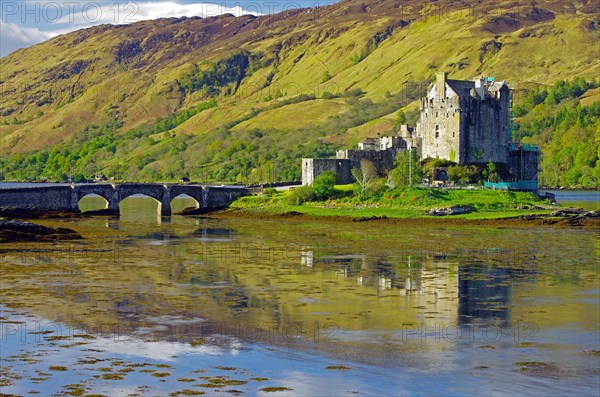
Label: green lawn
xmin=230 ymin=186 xmax=554 ymax=220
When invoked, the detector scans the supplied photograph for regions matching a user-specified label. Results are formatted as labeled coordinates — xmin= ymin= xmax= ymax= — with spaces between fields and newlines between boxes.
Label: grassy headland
xmin=228 ymin=186 xmax=556 ymax=221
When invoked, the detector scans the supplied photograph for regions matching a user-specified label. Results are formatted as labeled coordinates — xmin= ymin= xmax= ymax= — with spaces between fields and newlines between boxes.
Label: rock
xmin=352 ymin=215 xmax=388 ymax=222
xmin=0 ymin=218 xmax=82 ymax=242
xmin=281 ymin=211 xmax=303 ymax=217
xmin=429 ymin=205 xmax=475 ymax=216
xmin=178 ymin=206 xmax=227 ymax=215
xmin=551 ymin=208 xmax=586 ymax=217
xmin=82 ymin=209 xmax=119 ymax=216
xmin=0 ymin=207 xmax=84 ymax=219
xmin=584 ymin=210 xmax=600 ymax=218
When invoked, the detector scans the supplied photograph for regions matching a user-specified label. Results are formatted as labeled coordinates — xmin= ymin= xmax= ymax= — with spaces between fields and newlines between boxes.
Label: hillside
xmin=0 ymin=0 xmax=599 ymax=185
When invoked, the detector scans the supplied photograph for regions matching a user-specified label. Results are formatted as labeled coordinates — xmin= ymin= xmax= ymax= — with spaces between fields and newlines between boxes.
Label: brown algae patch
xmin=583 ymin=350 xmax=600 ymax=356
xmin=73 ymin=333 xmax=95 ymax=339
xmin=196 ymin=376 xmax=248 ymax=388
xmin=48 ymin=366 xmax=68 ymax=371
xmin=169 ymin=390 xmax=206 ymax=396
xmin=518 ymin=342 xmax=535 ymax=347
xmin=325 ymin=365 xmax=351 ymax=370
xmin=190 ymin=338 xmax=206 ymax=346
xmin=514 ymin=361 xmax=562 ymax=377
xmin=62 ymin=383 xmax=86 ymax=396
xmin=259 ymin=387 xmax=293 ymax=392
xmin=151 ymin=372 xmax=172 ymax=378
xmin=101 ymin=373 xmax=125 ymax=381
xmin=44 ymin=336 xmax=71 ymax=341
xmin=250 ymin=378 xmax=269 ymax=382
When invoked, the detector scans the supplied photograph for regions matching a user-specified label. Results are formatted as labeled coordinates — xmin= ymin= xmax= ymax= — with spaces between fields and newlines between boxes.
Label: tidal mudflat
xmin=1 ymin=197 xmax=598 ymax=396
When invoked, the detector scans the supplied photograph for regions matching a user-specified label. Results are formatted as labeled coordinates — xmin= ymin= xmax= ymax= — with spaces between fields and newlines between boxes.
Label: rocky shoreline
xmin=0 ymin=207 xmax=85 ymax=219
xmin=210 ymin=207 xmax=600 ymax=228
xmin=0 ymin=218 xmax=82 ymax=243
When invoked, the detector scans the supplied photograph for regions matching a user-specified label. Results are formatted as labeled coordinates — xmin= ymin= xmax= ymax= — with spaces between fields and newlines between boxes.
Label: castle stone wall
xmin=508 ymin=149 xmax=539 ymax=181
xmin=419 ymin=96 xmax=462 ymax=163
xmin=337 ymin=150 xmax=397 ymax=175
xmin=302 ymin=159 xmax=353 ymax=186
xmin=463 ymin=93 xmax=510 ymax=164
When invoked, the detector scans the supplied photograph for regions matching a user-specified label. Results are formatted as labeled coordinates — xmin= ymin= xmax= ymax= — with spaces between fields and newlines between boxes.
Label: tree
xmin=313 ymin=171 xmax=336 ymax=200
xmin=351 ymin=159 xmax=378 ymax=196
xmin=484 ymin=161 xmax=499 ymax=182
xmin=390 ymin=150 xmax=423 ymax=188
xmin=394 ymin=110 xmax=407 ymax=127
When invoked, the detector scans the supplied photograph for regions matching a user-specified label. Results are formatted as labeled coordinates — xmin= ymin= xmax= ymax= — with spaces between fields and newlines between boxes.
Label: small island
xmin=224 ymin=183 xmax=599 ymax=228
xmin=218 ymin=74 xmax=596 ymax=228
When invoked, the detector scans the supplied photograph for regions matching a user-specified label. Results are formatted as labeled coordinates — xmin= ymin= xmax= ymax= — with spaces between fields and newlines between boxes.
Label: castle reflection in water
xmin=300 ymin=248 xmax=524 ymax=326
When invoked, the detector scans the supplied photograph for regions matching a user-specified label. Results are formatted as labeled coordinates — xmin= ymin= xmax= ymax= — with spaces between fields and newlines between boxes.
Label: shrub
xmin=313 ymin=171 xmax=336 ymax=200
xmin=343 ymin=88 xmax=365 ymax=98
xmin=287 ymin=186 xmax=316 ymax=205
xmin=447 ymin=165 xmax=483 ymax=184
xmin=263 ymin=187 xmax=277 ymax=197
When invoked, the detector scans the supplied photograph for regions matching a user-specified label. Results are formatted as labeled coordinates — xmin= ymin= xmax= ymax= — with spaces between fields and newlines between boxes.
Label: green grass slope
xmin=0 ymin=0 xmax=598 ymax=184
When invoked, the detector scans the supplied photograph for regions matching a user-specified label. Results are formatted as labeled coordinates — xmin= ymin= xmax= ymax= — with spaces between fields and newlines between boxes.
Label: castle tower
xmin=417 ymin=72 xmax=510 ymax=165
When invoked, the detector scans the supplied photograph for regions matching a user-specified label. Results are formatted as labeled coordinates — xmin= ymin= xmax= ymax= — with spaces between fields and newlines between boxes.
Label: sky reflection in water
xmin=0 ymin=196 xmax=598 ymax=396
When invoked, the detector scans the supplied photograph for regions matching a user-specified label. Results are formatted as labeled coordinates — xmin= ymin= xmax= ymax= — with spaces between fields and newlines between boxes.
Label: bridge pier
xmin=161 ymin=187 xmax=172 ymax=217
xmin=109 ymin=189 xmax=120 ymax=213
xmin=69 ymin=186 xmax=80 ymax=212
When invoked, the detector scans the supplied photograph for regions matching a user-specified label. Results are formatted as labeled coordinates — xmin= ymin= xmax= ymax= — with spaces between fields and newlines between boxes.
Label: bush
xmin=447 ymin=165 xmax=482 ymax=184
xmin=313 ymin=171 xmax=336 ymax=200
xmin=287 ymin=186 xmax=316 ymax=205
xmin=72 ymin=173 xmax=86 ymax=183
xmin=343 ymin=88 xmax=365 ymax=98
xmin=263 ymin=187 xmax=277 ymax=197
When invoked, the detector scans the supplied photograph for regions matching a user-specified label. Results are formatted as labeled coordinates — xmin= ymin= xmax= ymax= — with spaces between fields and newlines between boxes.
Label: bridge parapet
xmin=202 ymin=186 xmax=249 ymax=209
xmin=1 ymin=183 xmax=249 ymax=216
xmin=0 ymin=185 xmax=74 ymax=212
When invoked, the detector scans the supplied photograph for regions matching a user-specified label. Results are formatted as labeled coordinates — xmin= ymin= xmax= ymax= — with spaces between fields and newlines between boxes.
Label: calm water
xmin=542 ymin=190 xmax=600 ymax=211
xmin=1 ymin=196 xmax=599 ymax=396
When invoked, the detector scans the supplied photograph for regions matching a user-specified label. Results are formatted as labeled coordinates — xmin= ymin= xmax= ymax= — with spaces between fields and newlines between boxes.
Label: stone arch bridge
xmin=0 ymin=184 xmax=250 ymax=216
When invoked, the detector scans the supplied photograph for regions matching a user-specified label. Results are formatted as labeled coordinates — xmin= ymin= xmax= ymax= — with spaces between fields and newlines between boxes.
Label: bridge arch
xmin=118 ymin=184 xmax=169 ymax=215
xmin=71 ymin=184 xmax=118 ymax=213
xmin=77 ymin=193 xmax=111 ymax=212
xmin=118 ymin=194 xmax=165 ymax=216
xmin=170 ymin=194 xmax=201 ymax=213
xmin=118 ymin=188 xmax=163 ymax=204
xmin=169 ymin=186 xmax=203 ymax=212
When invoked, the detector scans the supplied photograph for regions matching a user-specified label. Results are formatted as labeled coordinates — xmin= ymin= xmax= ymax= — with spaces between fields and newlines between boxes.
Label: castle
xmin=417 ymin=72 xmax=510 ymax=164
xmin=302 ymin=72 xmax=538 ymax=188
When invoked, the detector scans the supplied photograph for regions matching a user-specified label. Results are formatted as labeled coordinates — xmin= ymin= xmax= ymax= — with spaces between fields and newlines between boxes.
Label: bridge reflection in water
xmin=0 ymin=183 xmax=249 ymax=216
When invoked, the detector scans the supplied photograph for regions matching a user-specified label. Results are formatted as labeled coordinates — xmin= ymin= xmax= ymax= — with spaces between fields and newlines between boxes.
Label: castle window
xmin=435 ymin=125 xmax=440 ymax=138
